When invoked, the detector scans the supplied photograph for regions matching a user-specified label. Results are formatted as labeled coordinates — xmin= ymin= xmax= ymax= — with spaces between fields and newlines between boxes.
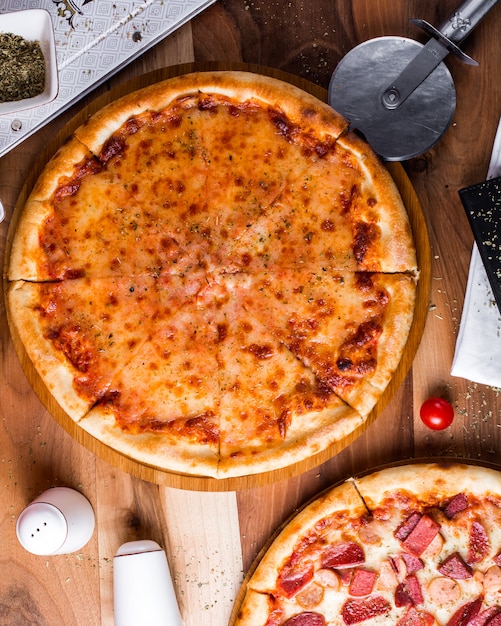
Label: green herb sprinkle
xmin=0 ymin=33 xmax=45 ymax=103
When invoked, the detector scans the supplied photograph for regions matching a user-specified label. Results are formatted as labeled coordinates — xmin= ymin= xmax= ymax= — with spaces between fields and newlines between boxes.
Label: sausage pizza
xmin=235 ymin=463 xmax=501 ymax=625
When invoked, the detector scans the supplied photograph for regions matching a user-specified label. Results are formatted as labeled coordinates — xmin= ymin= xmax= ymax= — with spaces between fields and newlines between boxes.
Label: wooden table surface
xmin=1 ymin=1 xmax=501 ymax=624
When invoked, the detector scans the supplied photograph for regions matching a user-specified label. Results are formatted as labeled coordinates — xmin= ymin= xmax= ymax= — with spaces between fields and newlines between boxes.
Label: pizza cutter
xmin=328 ymin=0 xmax=500 ymax=161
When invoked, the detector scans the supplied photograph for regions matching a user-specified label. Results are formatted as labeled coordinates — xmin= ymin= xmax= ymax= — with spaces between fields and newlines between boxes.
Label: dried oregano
xmin=0 ymin=32 xmax=46 ymax=103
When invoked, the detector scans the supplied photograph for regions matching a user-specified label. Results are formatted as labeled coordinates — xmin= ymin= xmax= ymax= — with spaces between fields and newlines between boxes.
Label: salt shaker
xmin=113 ymin=539 xmax=182 ymax=626
xmin=16 ymin=487 xmax=95 ymax=556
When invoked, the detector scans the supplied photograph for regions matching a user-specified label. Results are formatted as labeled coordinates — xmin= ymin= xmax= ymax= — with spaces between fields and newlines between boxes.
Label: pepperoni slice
xmin=321 ymin=541 xmax=365 ymax=569
xmin=401 ymin=514 xmax=441 ymax=557
xmin=395 ymin=512 xmax=422 ymax=541
xmin=470 ymin=608 xmax=501 ymax=626
xmin=443 ymin=493 xmax=469 ymax=519
xmin=283 ymin=612 xmax=326 ymax=626
xmin=348 ymin=569 xmax=377 ymax=597
xmin=446 ymin=597 xmax=482 ymax=626
xmin=397 ymin=606 xmax=435 ymax=626
xmin=400 ymin=553 xmax=424 ymax=574
xmin=278 ymin=561 xmax=314 ymax=598
xmin=342 ymin=596 xmax=391 ymax=624
xmin=468 ymin=521 xmax=490 ymax=564
xmin=438 ymin=552 xmax=473 ymax=580
xmin=395 ymin=574 xmax=424 ymax=607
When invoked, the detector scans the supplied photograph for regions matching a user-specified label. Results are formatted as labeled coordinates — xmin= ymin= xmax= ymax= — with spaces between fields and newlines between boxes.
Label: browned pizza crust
xmin=23 ymin=135 xmax=92 ymax=203
xmin=8 ymin=137 xmax=93 ymax=281
xmin=7 ymin=281 xmax=93 ymax=420
xmin=72 ymin=71 xmax=350 ymax=157
xmin=247 ymin=479 xmax=368 ymax=593
xmin=217 ymin=401 xmax=363 ymax=479
xmin=354 ymin=462 xmax=501 ymax=510
xmin=336 ymin=130 xmax=417 ymax=273
xmin=233 ymin=589 xmax=273 ymax=626
xmin=79 ymin=409 xmax=220 ymax=478
xmin=342 ymin=274 xmax=417 ymax=414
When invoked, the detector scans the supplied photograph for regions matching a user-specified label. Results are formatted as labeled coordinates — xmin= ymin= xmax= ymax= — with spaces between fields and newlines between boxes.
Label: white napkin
xmin=451 ymin=244 xmax=501 ymax=387
xmin=451 ymin=116 xmax=501 ymax=387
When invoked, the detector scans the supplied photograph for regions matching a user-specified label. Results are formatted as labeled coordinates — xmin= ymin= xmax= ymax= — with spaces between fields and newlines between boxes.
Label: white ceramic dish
xmin=0 ymin=9 xmax=58 ymax=116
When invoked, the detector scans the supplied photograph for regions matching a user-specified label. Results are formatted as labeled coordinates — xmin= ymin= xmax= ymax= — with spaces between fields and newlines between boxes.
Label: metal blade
xmin=328 ymin=37 xmax=456 ymax=161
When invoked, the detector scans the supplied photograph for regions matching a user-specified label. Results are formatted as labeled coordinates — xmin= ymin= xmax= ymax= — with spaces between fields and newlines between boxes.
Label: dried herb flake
xmin=0 ymin=33 xmax=45 ymax=103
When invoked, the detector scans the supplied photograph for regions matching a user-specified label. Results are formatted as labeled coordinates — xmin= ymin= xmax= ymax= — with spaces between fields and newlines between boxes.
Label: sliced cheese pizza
xmin=6 ymin=71 xmax=418 ymax=478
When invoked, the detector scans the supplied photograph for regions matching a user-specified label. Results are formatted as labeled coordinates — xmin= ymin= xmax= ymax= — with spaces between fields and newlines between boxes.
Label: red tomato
xmin=419 ymin=397 xmax=454 ymax=430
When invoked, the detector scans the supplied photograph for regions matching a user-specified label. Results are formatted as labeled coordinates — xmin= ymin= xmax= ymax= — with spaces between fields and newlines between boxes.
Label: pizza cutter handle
xmin=411 ymin=0 xmax=499 ymax=64
xmin=437 ymin=0 xmax=499 ymax=44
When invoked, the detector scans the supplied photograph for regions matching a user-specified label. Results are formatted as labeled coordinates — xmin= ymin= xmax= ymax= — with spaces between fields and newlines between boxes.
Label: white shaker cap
xmin=16 ymin=502 xmax=67 ymax=555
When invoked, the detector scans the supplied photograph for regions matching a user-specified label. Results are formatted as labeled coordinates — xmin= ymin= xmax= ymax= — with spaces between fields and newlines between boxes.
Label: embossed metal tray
xmin=0 ymin=0 xmax=215 ymax=158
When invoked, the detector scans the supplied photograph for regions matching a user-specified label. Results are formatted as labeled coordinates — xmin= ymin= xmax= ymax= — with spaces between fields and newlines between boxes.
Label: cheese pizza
xmin=235 ymin=463 xmax=501 ymax=625
xmin=6 ymin=71 xmax=417 ymax=478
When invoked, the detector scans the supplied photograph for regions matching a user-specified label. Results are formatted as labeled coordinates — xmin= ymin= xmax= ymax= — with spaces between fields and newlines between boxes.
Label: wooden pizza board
xmin=3 ymin=63 xmax=431 ymax=491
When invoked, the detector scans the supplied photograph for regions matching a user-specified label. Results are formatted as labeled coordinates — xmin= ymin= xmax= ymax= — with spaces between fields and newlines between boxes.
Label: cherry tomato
xmin=419 ymin=397 xmax=454 ymax=430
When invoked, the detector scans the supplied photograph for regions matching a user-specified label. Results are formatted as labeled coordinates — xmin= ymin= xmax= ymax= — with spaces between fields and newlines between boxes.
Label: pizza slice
xmin=198 ymin=93 xmax=314 ymax=259
xmin=8 ymin=136 xmax=194 ymax=281
xmin=226 ymin=132 xmax=416 ymax=275
xmin=213 ymin=285 xmax=363 ymax=477
xmin=7 ymin=272 xmax=204 ymax=420
xmin=337 ymin=131 xmax=418 ymax=273
xmin=236 ymin=479 xmax=371 ymax=625
xmin=78 ymin=284 xmax=222 ymax=476
xmin=88 ymin=101 xmax=213 ymax=264
xmin=222 ymin=268 xmax=416 ymax=416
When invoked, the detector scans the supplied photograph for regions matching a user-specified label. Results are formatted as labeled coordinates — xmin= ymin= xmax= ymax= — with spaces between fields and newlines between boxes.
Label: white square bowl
xmin=0 ymin=9 xmax=58 ymax=116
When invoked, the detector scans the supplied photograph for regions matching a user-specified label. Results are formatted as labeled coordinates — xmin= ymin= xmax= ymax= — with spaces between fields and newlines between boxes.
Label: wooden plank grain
xmin=160 ymin=489 xmax=244 ymax=626
xmin=95 ymin=465 xmax=179 ymax=625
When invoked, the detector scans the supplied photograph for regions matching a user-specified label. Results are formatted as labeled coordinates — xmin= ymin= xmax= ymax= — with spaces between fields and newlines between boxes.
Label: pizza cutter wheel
xmin=328 ymin=0 xmax=500 ymax=161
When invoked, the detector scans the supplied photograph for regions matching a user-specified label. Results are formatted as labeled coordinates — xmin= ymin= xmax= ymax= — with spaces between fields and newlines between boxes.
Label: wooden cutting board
xmin=3 ymin=63 xmax=431 ymax=492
